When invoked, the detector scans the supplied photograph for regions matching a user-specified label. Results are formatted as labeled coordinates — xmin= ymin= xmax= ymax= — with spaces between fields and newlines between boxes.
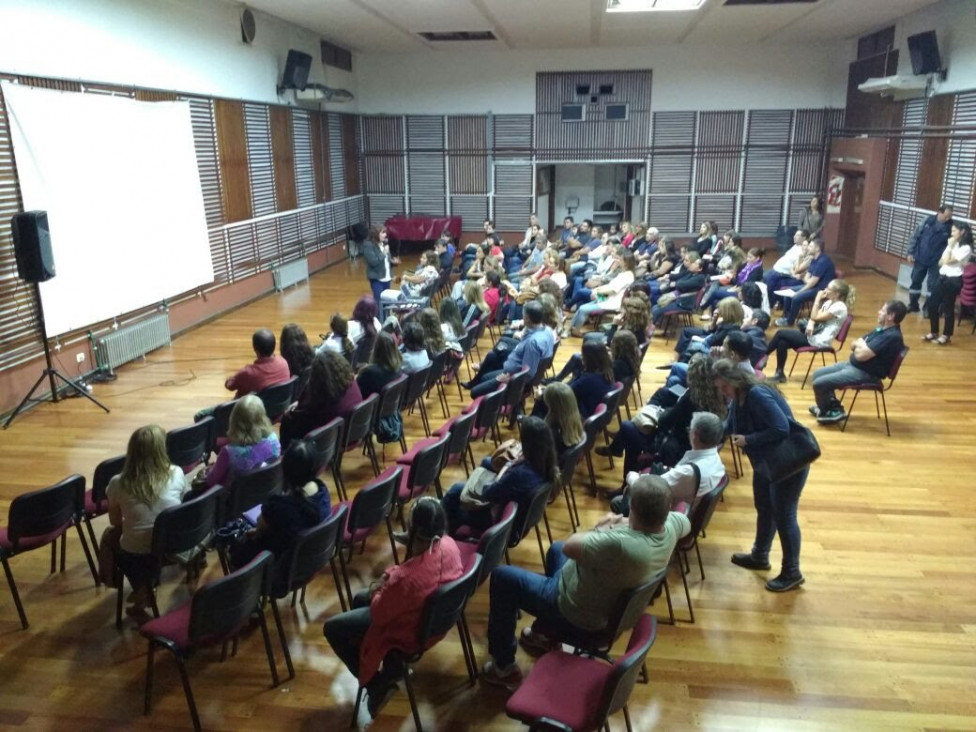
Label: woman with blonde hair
xmin=461 ymin=280 xmax=490 ymax=329
xmin=417 ymin=308 xmax=447 ymax=357
xmin=672 ymin=296 xmax=744 ymax=362
xmin=204 ymin=394 xmax=280 ymax=488
xmin=542 ymin=382 xmax=584 ymax=455
xmin=107 ymin=424 xmax=188 ymax=619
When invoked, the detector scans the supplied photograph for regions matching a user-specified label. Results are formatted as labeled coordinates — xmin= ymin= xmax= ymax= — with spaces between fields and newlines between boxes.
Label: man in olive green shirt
xmin=482 ymin=475 xmax=691 ymax=686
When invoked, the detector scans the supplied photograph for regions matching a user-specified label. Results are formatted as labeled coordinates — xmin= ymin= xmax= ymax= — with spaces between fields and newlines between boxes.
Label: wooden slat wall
xmin=342 ymin=115 xmax=360 ymax=197
xmin=270 ymin=106 xmax=297 ymax=212
xmin=315 ymin=112 xmax=331 ymax=203
xmin=215 ymin=100 xmax=252 ymax=224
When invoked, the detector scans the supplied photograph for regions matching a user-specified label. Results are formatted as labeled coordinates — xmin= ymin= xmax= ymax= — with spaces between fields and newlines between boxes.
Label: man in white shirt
xmin=612 ymin=411 xmax=727 ymax=515
xmin=764 ymin=229 xmax=808 ymax=291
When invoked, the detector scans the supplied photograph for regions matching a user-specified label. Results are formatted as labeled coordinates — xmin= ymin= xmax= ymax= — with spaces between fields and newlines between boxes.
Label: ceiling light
xmin=606 ymin=0 xmax=705 ymax=12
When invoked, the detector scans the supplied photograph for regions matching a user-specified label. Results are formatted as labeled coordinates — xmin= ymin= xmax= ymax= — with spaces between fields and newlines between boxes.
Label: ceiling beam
xmin=349 ymin=0 xmax=430 ymax=50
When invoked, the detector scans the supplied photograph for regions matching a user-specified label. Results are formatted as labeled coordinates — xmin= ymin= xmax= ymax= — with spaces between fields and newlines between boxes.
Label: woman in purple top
xmin=205 ymin=395 xmax=280 ymax=487
xmin=701 ymin=247 xmax=765 ymax=312
xmin=280 ymin=350 xmax=364 ymax=448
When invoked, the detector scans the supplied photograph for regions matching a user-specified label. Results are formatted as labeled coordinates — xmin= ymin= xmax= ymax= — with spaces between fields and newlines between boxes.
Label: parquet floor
xmin=0 ymin=252 xmax=974 ymax=731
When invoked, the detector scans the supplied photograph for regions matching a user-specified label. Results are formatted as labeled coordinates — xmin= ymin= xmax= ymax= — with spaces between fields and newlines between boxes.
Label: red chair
xmin=556 ymin=435 xmax=589 ymax=531
xmin=202 ymin=397 xmax=239 ymax=452
xmin=660 ymin=286 xmax=706 ymax=343
xmin=958 ymin=262 xmax=976 ymax=332
xmin=468 ymin=384 xmax=507 ymax=447
xmin=432 ymin=408 xmax=479 ymax=476
xmin=305 ymin=416 xmax=344 ymax=491
xmin=140 ymin=551 xmax=280 ymax=732
xmin=497 ymin=366 xmax=531 ymax=430
xmin=1 ymin=475 xmax=98 ymax=629
xmin=789 ymin=313 xmax=854 ymax=389
xmin=402 ymin=362 xmax=434 ymax=436
xmin=333 ymin=393 xmax=380 ymax=500
xmin=369 ymin=373 xmax=409 ymax=458
xmin=839 ymin=346 xmax=909 ymax=436
xmin=82 ymin=454 xmax=125 ymax=552
xmin=581 ymin=403 xmax=611 ymax=493
xmin=505 ymin=614 xmax=658 ymax=732
xmin=425 ymin=349 xmax=451 ymax=421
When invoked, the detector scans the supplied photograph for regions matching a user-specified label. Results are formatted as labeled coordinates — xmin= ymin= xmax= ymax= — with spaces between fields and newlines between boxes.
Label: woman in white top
xmin=318 ymin=313 xmax=355 ymax=360
xmin=400 ymin=321 xmax=431 ymax=374
xmin=924 ymin=222 xmax=973 ymax=345
xmin=107 ymin=424 xmax=188 ymax=618
xmin=766 ymin=279 xmax=854 ymax=383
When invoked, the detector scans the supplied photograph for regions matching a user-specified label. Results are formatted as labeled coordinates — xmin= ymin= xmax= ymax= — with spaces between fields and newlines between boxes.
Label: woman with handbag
xmin=711 ymin=358 xmax=811 ymax=592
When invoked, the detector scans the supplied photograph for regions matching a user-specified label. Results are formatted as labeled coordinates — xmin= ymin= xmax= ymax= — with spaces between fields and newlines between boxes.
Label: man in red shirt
xmin=224 ymin=329 xmax=290 ymax=398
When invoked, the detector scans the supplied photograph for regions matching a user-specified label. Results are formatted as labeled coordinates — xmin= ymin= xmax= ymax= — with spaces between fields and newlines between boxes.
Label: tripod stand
xmin=3 ymin=282 xmax=110 ymax=429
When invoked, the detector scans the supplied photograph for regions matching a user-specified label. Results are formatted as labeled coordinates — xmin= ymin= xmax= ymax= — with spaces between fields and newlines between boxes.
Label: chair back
xmin=151 ymin=486 xmax=220 ymax=558
xmin=166 ymin=418 xmax=213 ymax=473
xmin=638 ymin=340 xmax=651 ymax=366
xmin=221 ymin=460 xmax=283 ymax=523
xmin=375 ymin=373 xmax=409 ymax=425
xmin=403 ymin=362 xmax=433 ymax=409
xmin=427 ymin=349 xmax=449 ymax=389
xmin=415 ymin=554 xmax=482 ymax=650
xmin=558 ymin=435 xmax=589 ymax=485
xmin=500 ymin=367 xmax=531 ymax=415
xmin=209 ymin=398 xmax=239 ymax=442
xmin=835 ymin=314 xmax=855 ymax=348
xmin=599 ymin=615 xmax=658 ymax=721
xmin=188 ymin=550 xmax=272 ymax=646
xmin=341 ymin=393 xmax=379 ymax=451
xmin=472 ymin=315 xmax=489 ymax=344
xmin=473 ymin=502 xmax=517 ymax=587
xmin=474 ymin=385 xmax=507 ymax=435
xmin=529 ymin=354 xmax=555 ymax=388
xmin=887 ymin=346 xmax=909 ymax=385
xmin=257 ymin=377 xmax=299 ymax=422
xmin=753 ymin=354 xmax=769 ymax=371
xmin=276 ymin=504 xmax=347 ymax=597
xmin=7 ymin=475 xmax=84 ymax=549
xmin=91 ymin=454 xmax=126 ymax=507
xmin=306 ymin=417 xmax=343 ymax=475
xmin=441 ymin=408 xmax=477 ymax=462
xmin=605 ymin=569 xmax=668 ymax=646
xmin=352 ymin=331 xmax=377 ymax=370
xmin=602 ymin=382 xmax=625 ymax=419
xmin=582 ymin=403 xmax=610 ymax=447
xmin=510 ymin=482 xmax=552 ymax=546
xmin=403 ymin=434 xmax=450 ymax=499
xmin=348 ymin=466 xmax=400 ymax=537
xmin=682 ymin=474 xmax=729 ymax=551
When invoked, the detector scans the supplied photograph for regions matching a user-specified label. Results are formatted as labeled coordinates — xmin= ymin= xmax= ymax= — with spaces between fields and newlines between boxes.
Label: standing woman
xmin=711 ymin=358 xmax=807 ymax=592
xmin=924 ymin=222 xmax=972 ymax=345
xmin=363 ymin=226 xmax=399 ymax=304
xmin=107 ymin=425 xmax=188 ymax=620
xmin=798 ymin=195 xmax=825 ymax=241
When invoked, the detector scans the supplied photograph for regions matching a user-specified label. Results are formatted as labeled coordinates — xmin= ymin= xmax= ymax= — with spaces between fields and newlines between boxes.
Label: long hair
xmin=542 ymin=382 xmax=584 ymax=447
xmin=118 ymin=425 xmax=172 ymax=506
xmin=620 ymin=295 xmax=650 ymax=336
xmin=308 ymin=350 xmax=355 ymax=404
xmin=438 ymin=297 xmax=463 ymax=338
xmin=519 ymin=415 xmax=560 ymax=486
xmin=581 ymin=340 xmax=615 ymax=384
xmin=227 ymin=394 xmax=274 ymax=446
xmin=687 ymin=354 xmax=728 ymax=418
xmin=463 ymin=281 xmax=490 ymax=316
xmin=709 ymin=357 xmax=768 ymax=406
xmin=352 ymin=296 xmax=379 ymax=337
xmin=715 ymin=297 xmax=745 ymax=327
xmin=611 ymin=329 xmax=640 ymax=378
xmin=279 ymin=323 xmax=314 ymax=378
xmin=417 ymin=308 xmax=446 ymax=354
xmin=830 ymin=278 xmax=856 ymax=310
xmin=329 ymin=313 xmax=354 ymax=357
xmin=369 ymin=331 xmax=402 ymax=373
xmin=538 ymin=293 xmax=560 ymax=330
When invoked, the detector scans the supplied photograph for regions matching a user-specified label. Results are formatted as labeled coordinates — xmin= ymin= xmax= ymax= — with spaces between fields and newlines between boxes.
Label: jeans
xmin=767 ymin=328 xmax=810 ymax=372
xmin=749 ymin=465 xmax=808 ymax=576
xmin=487 ymin=541 xmax=576 ymax=668
xmin=928 ymin=275 xmax=963 ymax=337
xmin=470 ymin=370 xmax=505 ymax=398
xmin=605 ymin=420 xmax=657 ymax=475
xmin=665 ymin=362 xmax=688 ymax=388
xmin=442 ymin=481 xmax=493 ymax=534
xmin=567 ymin=286 xmax=593 ymax=310
xmin=369 ymin=279 xmax=388 ymax=306
xmin=674 ymin=326 xmax=708 ymax=356
xmin=784 ymin=288 xmax=819 ymax=325
xmin=552 ymin=353 xmax=583 ymax=382
xmin=765 ymin=272 xmax=803 ymax=308
xmin=811 ymin=361 xmax=879 ymax=412
xmin=908 ymin=260 xmax=939 ymax=309
xmin=571 ymin=301 xmax=604 ymax=330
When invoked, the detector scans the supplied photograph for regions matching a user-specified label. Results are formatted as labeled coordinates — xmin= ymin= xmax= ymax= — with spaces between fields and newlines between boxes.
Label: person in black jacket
xmin=362 ymin=226 xmax=400 ymax=304
xmin=356 ymin=332 xmax=403 ymax=398
xmin=907 ymin=204 xmax=953 ymax=313
xmin=652 ymin=252 xmax=706 ymax=322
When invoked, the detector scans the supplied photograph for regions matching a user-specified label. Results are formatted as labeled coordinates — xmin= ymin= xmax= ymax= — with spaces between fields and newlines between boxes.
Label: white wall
xmin=554 ymin=165 xmax=597 ymax=223
xmin=355 ymin=43 xmax=849 ymax=115
xmin=0 ymin=0 xmax=357 ymax=110
xmin=891 ymin=0 xmax=976 ymax=95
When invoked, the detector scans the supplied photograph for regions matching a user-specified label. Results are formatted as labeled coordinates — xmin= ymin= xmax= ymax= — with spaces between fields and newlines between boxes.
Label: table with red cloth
xmin=384 ymin=215 xmax=462 ymax=242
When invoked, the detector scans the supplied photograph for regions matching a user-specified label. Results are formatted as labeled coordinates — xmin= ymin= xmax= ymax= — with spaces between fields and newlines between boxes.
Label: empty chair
xmin=166 ymin=418 xmax=214 ymax=473
xmin=432 ymin=408 xmax=478 ymax=477
xmin=600 ymin=382 xmax=626 ymax=466
xmin=333 ymin=393 xmax=379 ymax=500
xmin=556 ymin=435 xmax=588 ymax=531
xmin=140 ymin=551 xmax=280 ymax=732
xmin=677 ymin=475 xmax=730 ymax=583
xmin=340 ymin=465 xmax=401 ymax=567
xmin=581 ymin=403 xmax=611 ymax=493
xmin=204 ymin=398 xmax=239 ymax=452
xmin=217 ymin=459 xmax=283 ymax=527
xmin=305 ymin=416 xmax=343 ymax=489
xmin=507 ymin=481 xmax=554 ymax=567
xmin=505 ymin=614 xmax=658 ymax=732
xmin=82 ymin=454 xmax=125 ymax=551
xmin=497 ymin=366 xmax=531 ymax=429
xmin=1 ymin=475 xmax=98 ymax=629
xmin=394 ymin=434 xmax=450 ymax=527
xmin=425 ymin=349 xmax=451 ymax=420
xmin=469 ymin=384 xmax=507 ymax=447
xmin=256 ymin=376 xmax=299 ymax=423
xmin=402 ymin=362 xmax=434 ymax=437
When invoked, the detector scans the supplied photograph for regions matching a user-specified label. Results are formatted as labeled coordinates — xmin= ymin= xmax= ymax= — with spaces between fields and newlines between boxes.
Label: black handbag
xmin=755 ymin=418 xmax=821 ymax=482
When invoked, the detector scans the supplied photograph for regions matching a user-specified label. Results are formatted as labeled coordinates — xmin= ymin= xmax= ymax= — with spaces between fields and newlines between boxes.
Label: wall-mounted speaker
xmin=11 ymin=211 xmax=56 ymax=283
xmin=282 ymin=49 xmax=313 ymax=91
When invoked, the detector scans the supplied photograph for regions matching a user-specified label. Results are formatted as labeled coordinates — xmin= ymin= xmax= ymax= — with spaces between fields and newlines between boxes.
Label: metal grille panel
xmin=943 ymin=91 xmax=976 ymax=211
xmin=647 ymin=196 xmax=690 ymax=234
xmin=328 ymin=113 xmax=347 ymax=200
xmin=450 ymin=196 xmax=489 ymax=229
xmin=891 ymin=99 xmax=928 ymax=206
xmin=740 ymin=196 xmax=784 ymax=236
xmin=292 ymin=110 xmax=316 ymax=207
xmin=244 ymin=103 xmax=275 ymax=217
xmin=95 ymin=313 xmax=171 ymax=371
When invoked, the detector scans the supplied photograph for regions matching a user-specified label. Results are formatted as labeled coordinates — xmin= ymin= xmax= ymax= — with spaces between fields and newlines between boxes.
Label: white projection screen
xmin=2 ymin=82 xmax=214 ymax=336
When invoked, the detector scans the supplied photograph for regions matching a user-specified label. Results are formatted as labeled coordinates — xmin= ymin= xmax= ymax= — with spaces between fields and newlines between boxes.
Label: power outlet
xmin=76 ymin=352 xmax=86 ymax=364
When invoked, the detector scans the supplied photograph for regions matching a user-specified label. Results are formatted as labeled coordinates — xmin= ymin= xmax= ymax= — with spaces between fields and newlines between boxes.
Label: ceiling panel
xmin=600 ymin=10 xmax=703 ymax=45
xmin=683 ymin=3 xmax=820 ymax=43
xmin=775 ymin=0 xmax=943 ymax=42
xmin=364 ymin=0 xmax=492 ymax=32
xmin=482 ymin=0 xmax=594 ymax=47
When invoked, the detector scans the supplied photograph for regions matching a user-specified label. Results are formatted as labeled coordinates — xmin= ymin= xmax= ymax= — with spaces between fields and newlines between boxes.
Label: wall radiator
xmin=272 ymin=257 xmax=309 ymax=291
xmin=95 ymin=313 xmax=171 ymax=372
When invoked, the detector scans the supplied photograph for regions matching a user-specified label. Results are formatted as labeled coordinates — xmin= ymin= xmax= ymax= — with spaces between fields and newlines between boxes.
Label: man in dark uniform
xmin=907 ymin=204 xmax=953 ymax=314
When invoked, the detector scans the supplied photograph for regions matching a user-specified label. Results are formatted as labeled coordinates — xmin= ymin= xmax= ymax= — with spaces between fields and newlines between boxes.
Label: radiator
xmin=95 ymin=313 xmax=171 ymax=372
xmin=272 ymin=257 xmax=309 ymax=291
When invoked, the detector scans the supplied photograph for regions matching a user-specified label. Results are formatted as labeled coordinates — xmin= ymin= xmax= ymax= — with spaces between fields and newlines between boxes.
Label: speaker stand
xmin=3 ymin=283 xmax=110 ymax=429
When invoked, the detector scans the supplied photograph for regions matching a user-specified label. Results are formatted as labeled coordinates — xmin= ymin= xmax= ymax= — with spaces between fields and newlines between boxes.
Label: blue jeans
xmin=749 ymin=465 xmax=808 ymax=577
xmin=665 ymin=362 xmax=688 ymax=388
xmin=567 ymin=286 xmax=593 ymax=309
xmin=369 ymin=279 xmax=388 ymax=306
xmin=605 ymin=420 xmax=657 ymax=474
xmin=571 ymin=301 xmax=603 ymax=330
xmin=784 ymin=288 xmax=819 ymax=325
xmin=488 ymin=541 xmax=576 ymax=668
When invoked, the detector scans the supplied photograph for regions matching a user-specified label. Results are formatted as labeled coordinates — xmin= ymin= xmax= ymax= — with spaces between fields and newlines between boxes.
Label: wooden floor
xmin=0 ymin=253 xmax=974 ymax=731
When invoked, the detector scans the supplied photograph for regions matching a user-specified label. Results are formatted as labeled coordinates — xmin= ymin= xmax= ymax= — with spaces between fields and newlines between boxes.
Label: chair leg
xmin=677 ymin=554 xmax=694 ymax=623
xmin=585 ymin=451 xmax=597 ymax=493
xmin=880 ymin=391 xmax=890 ymax=436
xmin=623 ymin=704 xmax=634 ymax=732
xmin=542 ymin=510 xmax=553 ymax=545
xmin=402 ymin=663 xmax=424 ymax=732
xmin=662 ymin=578 xmax=676 ymax=625
xmin=695 ymin=541 xmax=705 ymax=581
xmin=386 ymin=516 xmax=400 ymax=565
xmin=143 ymin=641 xmax=156 ymax=714
xmin=332 ymin=556 xmax=350 ymax=612
xmin=50 ymin=540 xmax=56 ymax=575
xmin=116 ymin=579 xmax=125 ymax=629
xmin=457 ymin=617 xmax=477 ymax=682
xmin=563 ymin=484 xmax=577 ymax=532
xmin=534 ymin=525 xmax=547 ymax=567
xmin=270 ymin=598 xmax=295 ymax=680
xmin=60 ymin=531 xmax=67 ymax=573
xmin=788 ymin=352 xmax=798 ymax=377
xmin=257 ymin=605 xmax=281 ymax=687
xmin=75 ymin=523 xmax=99 ymax=586
xmin=2 ymin=556 xmax=29 ymax=629
xmin=351 ymin=686 xmax=366 ymax=729
xmin=84 ymin=516 xmax=99 ymax=558
xmin=800 ymin=354 xmax=816 ymax=389
xmin=173 ymin=653 xmax=202 ymax=732
xmin=840 ymin=390 xmax=860 ymax=433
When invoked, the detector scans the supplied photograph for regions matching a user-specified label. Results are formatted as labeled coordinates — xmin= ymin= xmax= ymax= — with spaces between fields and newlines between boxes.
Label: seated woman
xmin=400 ymin=322 xmax=431 ymax=375
xmin=547 ymin=327 xmax=639 ymax=386
xmin=567 ymin=250 xmax=637 ymax=337
xmin=382 ymin=250 xmax=438 ymax=302
xmin=651 ymin=252 xmax=706 ymax=322
xmin=349 ymin=296 xmax=382 ymax=368
xmin=450 ymin=242 xmax=489 ymax=300
xmin=534 ymin=340 xmax=613 ymax=420
xmin=596 ymin=354 xmax=727 ymax=478
xmin=701 ymin=247 xmax=765 ymax=315
xmin=439 ymin=297 xmax=464 ymax=351
xmin=107 ymin=424 xmax=189 ymax=621
xmin=323 ymin=498 xmax=463 ymax=720
xmin=767 ymin=279 xmax=853 ymax=383
xmin=540 ymin=382 xmax=585 ymax=458
xmin=280 ymin=350 xmax=363 ymax=448
xmin=417 ymin=307 xmax=447 ymax=358
xmin=671 ymin=296 xmax=745 ymax=363
xmin=280 ymin=323 xmax=315 ymax=398
xmin=228 ymin=438 xmax=331 ymax=579
xmin=441 ymin=416 xmax=559 ymax=535
xmin=204 ymin=395 xmax=280 ymax=489
xmin=459 ymin=280 xmax=491 ymax=330
xmin=318 ymin=313 xmax=355 ymax=361
xmin=498 ymin=249 xmax=566 ymax=324
xmin=356 ymin=332 xmax=403 ymax=398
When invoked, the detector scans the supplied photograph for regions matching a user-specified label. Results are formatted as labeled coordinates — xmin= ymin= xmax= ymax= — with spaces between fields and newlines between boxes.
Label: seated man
xmin=611 ymin=411 xmax=727 ymax=516
xmin=810 ymin=299 xmax=906 ymax=424
xmin=464 ymin=300 xmax=555 ymax=397
xmin=195 ymin=329 xmax=290 ymax=421
xmin=763 ymin=229 xmax=808 ymax=298
xmin=775 ymin=238 xmax=835 ymax=327
xmin=481 ymin=475 xmax=691 ymax=686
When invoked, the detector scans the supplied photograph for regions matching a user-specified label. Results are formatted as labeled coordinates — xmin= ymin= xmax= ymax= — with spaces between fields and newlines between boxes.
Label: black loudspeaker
xmin=907 ymin=31 xmax=942 ymax=75
xmin=11 ymin=211 xmax=55 ymax=283
xmin=282 ymin=50 xmax=313 ymax=91
xmin=349 ymin=222 xmax=369 ymax=242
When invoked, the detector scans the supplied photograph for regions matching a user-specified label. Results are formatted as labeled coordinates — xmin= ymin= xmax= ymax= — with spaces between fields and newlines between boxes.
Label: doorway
xmin=535 ymin=163 xmax=644 ymax=237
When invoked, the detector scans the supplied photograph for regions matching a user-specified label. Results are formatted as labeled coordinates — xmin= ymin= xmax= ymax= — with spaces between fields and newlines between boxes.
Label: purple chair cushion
xmin=505 ymin=650 xmax=612 ymax=729
xmin=84 ymin=490 xmax=108 ymax=515
xmin=139 ymin=601 xmax=192 ymax=648
xmin=0 ymin=523 xmax=72 ymax=553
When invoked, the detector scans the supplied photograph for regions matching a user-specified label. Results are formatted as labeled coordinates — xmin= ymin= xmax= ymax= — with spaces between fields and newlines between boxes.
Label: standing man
xmin=809 ymin=299 xmax=906 ymax=424
xmin=363 ymin=226 xmax=399 ymax=304
xmin=907 ymin=204 xmax=953 ymax=314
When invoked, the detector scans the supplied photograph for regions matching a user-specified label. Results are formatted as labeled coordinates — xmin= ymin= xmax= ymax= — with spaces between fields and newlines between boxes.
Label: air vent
xmin=419 ymin=31 xmax=497 ymax=42
xmin=724 ymin=0 xmax=817 ymax=5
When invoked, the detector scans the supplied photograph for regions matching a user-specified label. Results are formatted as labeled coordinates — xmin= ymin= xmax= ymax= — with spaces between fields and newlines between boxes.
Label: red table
xmin=384 ymin=215 xmax=462 ymax=242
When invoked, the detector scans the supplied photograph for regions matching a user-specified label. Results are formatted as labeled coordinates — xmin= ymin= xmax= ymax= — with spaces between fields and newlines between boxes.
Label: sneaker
xmin=770 ymin=371 xmax=787 ymax=384
xmin=481 ymin=659 xmax=523 ymax=689
xmin=906 ymin=304 xmax=920 ymax=314
xmin=655 ymin=363 xmax=673 ymax=370
xmin=519 ymin=627 xmax=558 ymax=656
xmin=808 ymin=405 xmax=821 ymax=417
xmin=765 ymin=573 xmax=805 ymax=592
xmin=365 ymin=681 xmax=399 ymax=718
xmin=731 ymin=552 xmax=771 ymax=571
xmin=774 ymin=317 xmax=790 ymax=327
xmin=816 ymin=408 xmax=846 ymax=424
